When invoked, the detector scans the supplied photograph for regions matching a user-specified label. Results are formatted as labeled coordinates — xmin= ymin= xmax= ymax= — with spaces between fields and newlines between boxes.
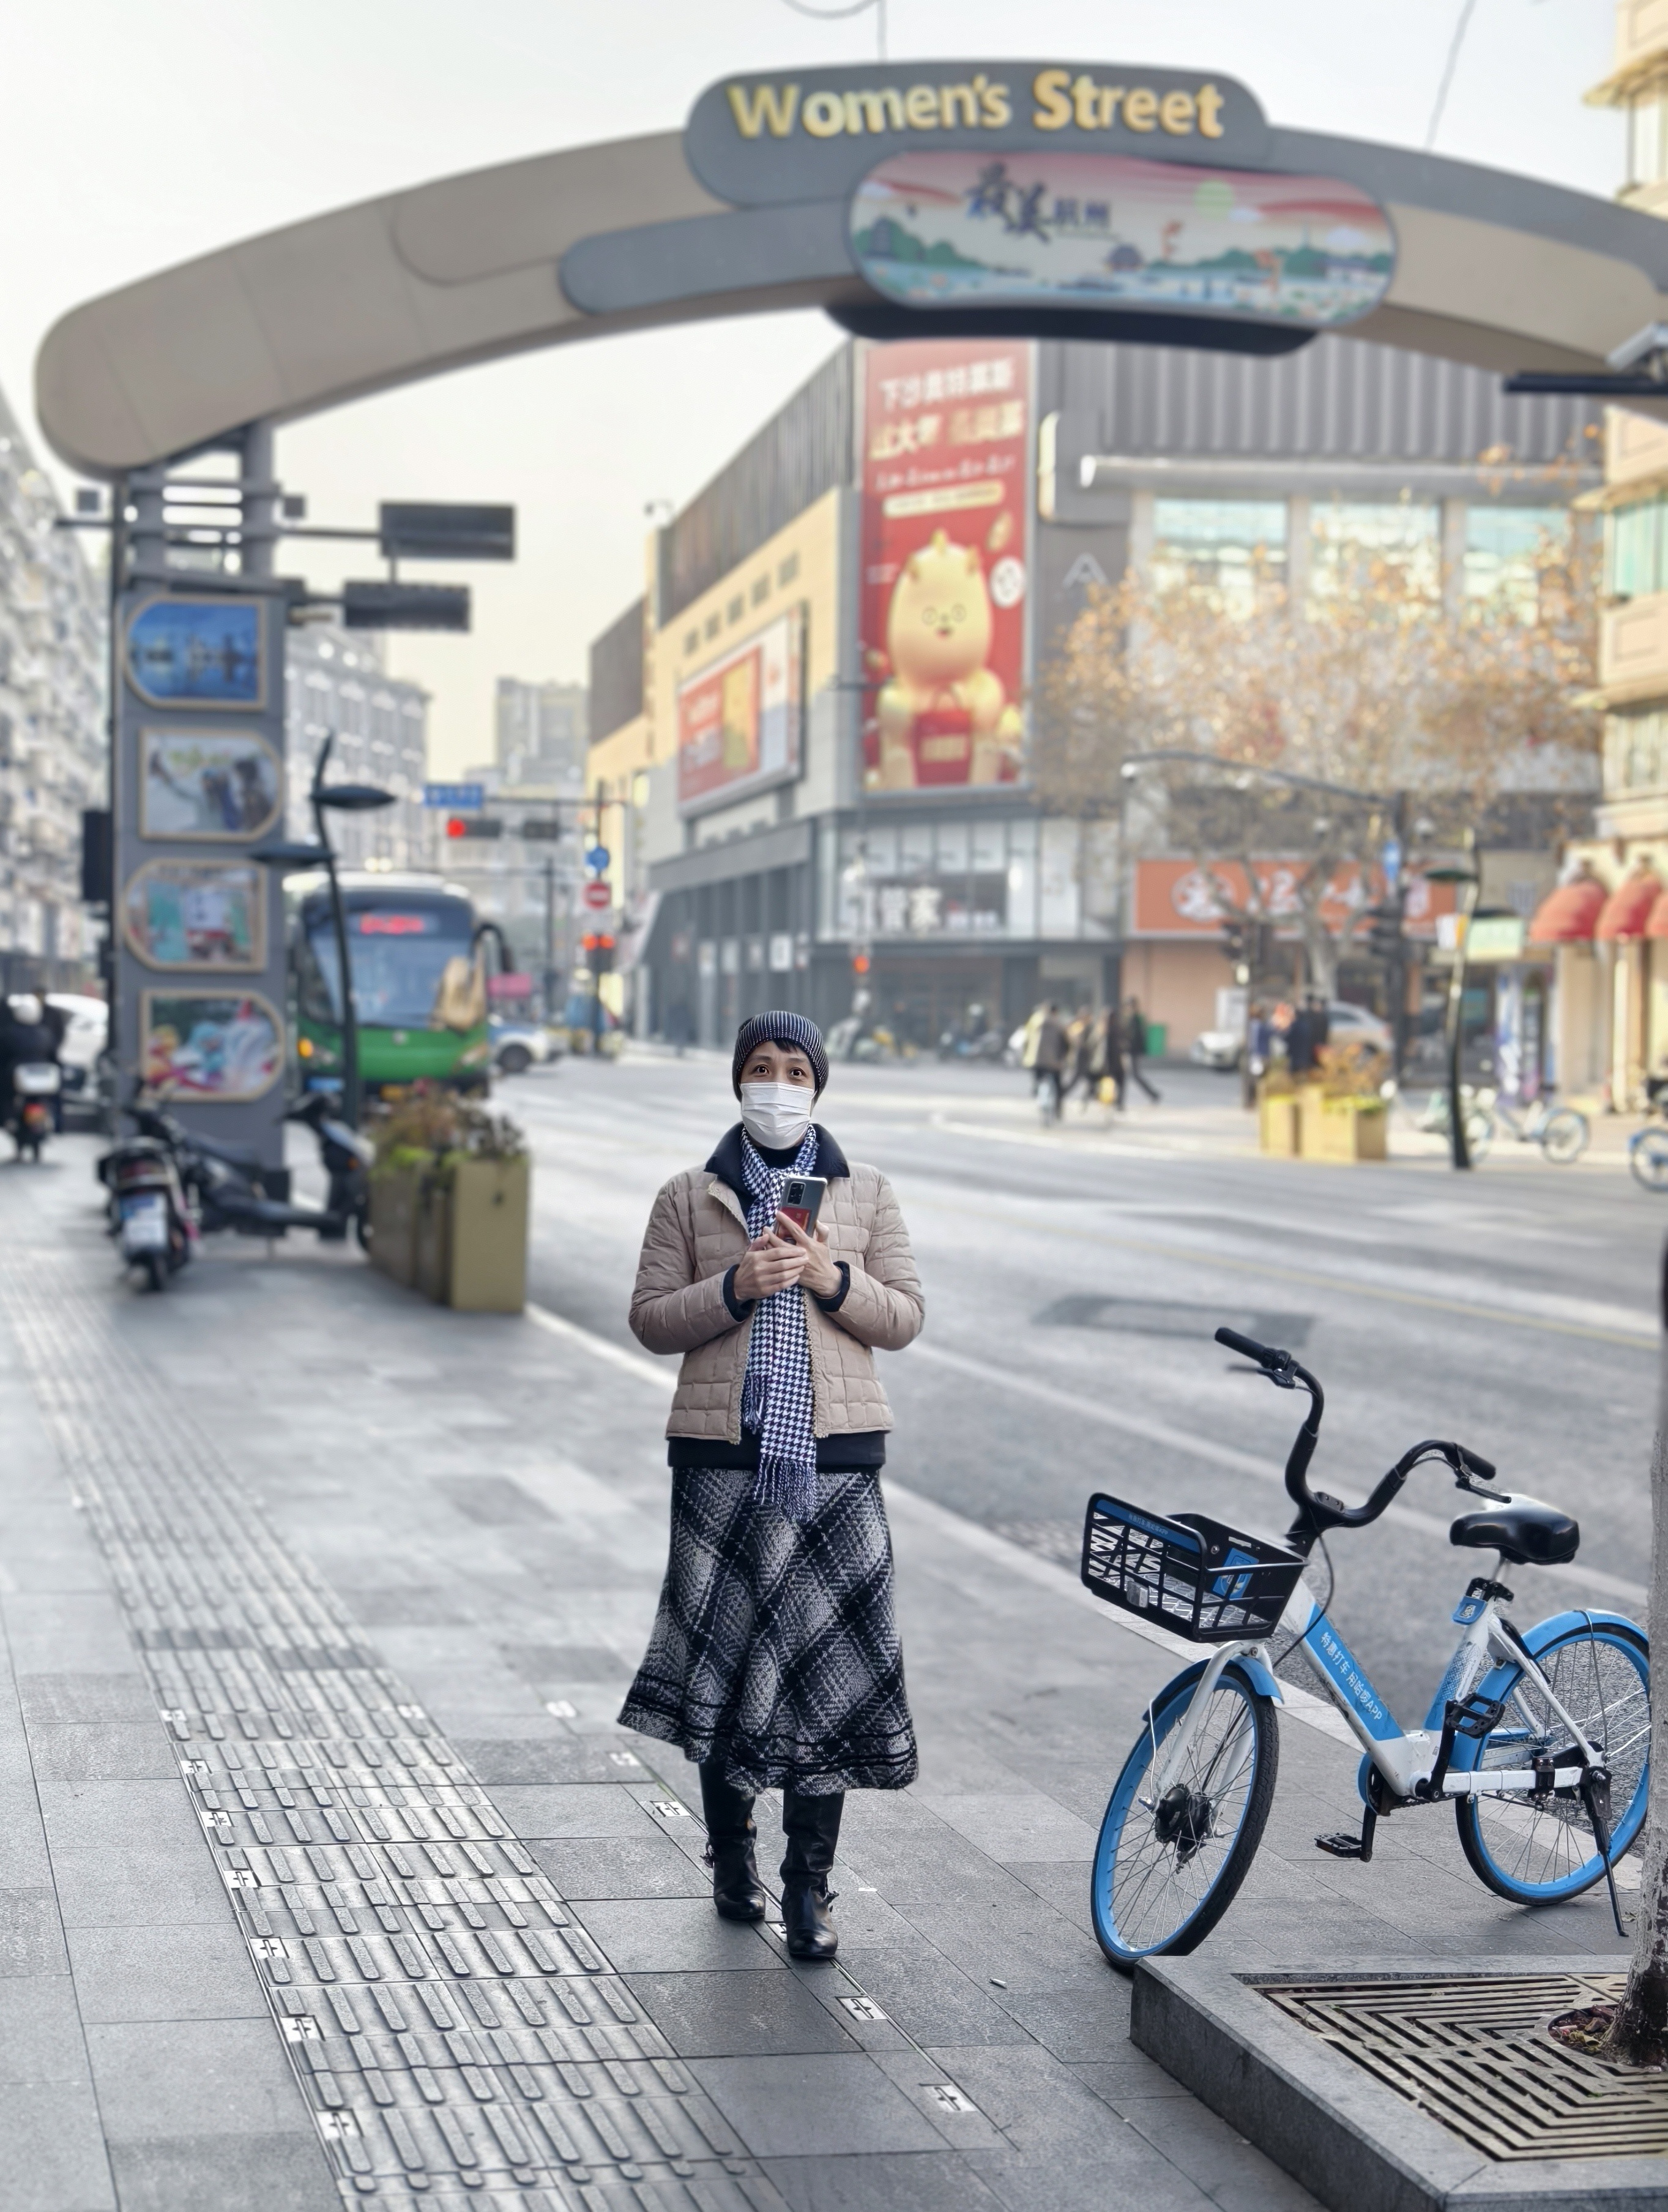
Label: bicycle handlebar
xmin=1212 ymin=1325 xmax=1499 ymax=1546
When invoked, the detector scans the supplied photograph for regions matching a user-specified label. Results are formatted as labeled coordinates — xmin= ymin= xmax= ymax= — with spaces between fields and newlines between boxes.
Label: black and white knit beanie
xmin=731 ymin=1011 xmax=828 ymax=1098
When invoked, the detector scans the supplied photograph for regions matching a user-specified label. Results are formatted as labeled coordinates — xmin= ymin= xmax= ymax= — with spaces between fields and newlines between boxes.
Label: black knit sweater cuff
xmin=813 ymin=1261 xmax=851 ymax=1312
xmin=722 ymin=1265 xmax=754 ymax=1323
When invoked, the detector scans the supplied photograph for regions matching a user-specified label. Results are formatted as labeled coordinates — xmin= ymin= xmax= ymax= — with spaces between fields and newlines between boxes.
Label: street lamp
xmin=254 ymin=733 xmax=394 ymax=1130
xmin=1425 ymin=845 xmax=1481 ymax=1172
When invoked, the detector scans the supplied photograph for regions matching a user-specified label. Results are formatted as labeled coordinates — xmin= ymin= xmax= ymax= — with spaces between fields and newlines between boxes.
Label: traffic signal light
xmin=1219 ymin=919 xmax=1247 ymax=963
xmin=582 ymin=932 xmax=615 ymax=971
xmin=445 ymin=816 xmax=504 ymax=839
xmin=520 ymin=819 xmax=564 ymax=841
xmin=1366 ymin=903 xmax=1402 ymax=960
xmin=852 ymin=952 xmax=871 ymax=975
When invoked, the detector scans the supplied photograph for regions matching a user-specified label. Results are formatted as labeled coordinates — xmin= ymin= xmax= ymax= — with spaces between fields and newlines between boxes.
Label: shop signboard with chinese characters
xmin=676 ymin=610 xmax=804 ymax=815
xmin=1133 ymin=858 xmax=1456 ymax=937
xmin=859 ymin=336 xmax=1031 ymax=794
xmin=849 ymin=153 xmax=1392 ymax=331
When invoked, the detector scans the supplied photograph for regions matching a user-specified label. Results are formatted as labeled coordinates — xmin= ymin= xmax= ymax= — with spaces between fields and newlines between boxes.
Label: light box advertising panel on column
xmin=859 ymin=335 xmax=1030 ymax=794
xmin=676 ymin=610 xmax=804 ymax=816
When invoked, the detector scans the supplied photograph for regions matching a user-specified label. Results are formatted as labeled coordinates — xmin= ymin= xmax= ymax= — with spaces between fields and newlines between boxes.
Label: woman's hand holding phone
xmin=732 ymin=1216 xmax=838 ymax=1302
xmin=772 ymin=1212 xmax=840 ymax=1297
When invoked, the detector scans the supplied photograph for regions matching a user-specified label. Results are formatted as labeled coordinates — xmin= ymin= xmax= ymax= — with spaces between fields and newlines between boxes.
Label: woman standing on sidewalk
xmin=619 ymin=1012 xmax=924 ymax=1960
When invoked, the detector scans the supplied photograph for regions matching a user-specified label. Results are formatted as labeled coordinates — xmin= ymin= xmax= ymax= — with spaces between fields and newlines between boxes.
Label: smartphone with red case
xmin=778 ymin=1175 xmax=827 ymax=1236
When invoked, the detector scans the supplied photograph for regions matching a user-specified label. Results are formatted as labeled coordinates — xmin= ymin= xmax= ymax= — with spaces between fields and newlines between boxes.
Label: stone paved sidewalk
xmin=0 ymin=1143 xmax=1629 ymax=2211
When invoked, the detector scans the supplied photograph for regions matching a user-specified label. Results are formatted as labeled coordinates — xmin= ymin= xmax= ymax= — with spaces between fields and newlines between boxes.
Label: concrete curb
xmin=1130 ymin=1953 xmax=1668 ymax=2211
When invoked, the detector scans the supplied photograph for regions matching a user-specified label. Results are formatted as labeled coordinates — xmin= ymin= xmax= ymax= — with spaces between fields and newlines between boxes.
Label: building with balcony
xmin=588 ymin=334 xmax=1601 ymax=1059
xmin=0 ymin=383 xmax=106 ymax=993
xmin=1549 ymin=1 xmax=1668 ymax=1102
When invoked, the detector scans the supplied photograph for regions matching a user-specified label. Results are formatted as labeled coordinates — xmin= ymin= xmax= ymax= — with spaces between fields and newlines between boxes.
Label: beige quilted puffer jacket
xmin=629 ymin=1124 xmax=923 ymax=1443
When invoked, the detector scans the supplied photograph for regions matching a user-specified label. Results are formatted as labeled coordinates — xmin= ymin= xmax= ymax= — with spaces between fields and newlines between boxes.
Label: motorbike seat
xmin=1451 ymin=1499 xmax=1579 ymax=1567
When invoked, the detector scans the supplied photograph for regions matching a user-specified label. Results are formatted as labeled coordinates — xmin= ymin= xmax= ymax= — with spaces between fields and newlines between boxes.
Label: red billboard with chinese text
xmin=676 ymin=611 xmax=802 ymax=815
xmin=860 ymin=337 xmax=1030 ymax=793
xmin=1133 ymin=858 xmax=1456 ymax=938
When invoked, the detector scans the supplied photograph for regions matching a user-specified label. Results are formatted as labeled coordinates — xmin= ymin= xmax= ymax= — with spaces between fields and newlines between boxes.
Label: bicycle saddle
xmin=1451 ymin=1498 xmax=1579 ymax=1567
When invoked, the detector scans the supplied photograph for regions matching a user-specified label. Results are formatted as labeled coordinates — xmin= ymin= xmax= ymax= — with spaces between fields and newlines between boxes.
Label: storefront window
xmin=1309 ymin=499 xmax=1440 ymax=603
xmin=1152 ymin=498 xmax=1287 ymax=612
xmin=1608 ymin=495 xmax=1667 ymax=599
xmin=1462 ymin=506 xmax=1568 ymax=616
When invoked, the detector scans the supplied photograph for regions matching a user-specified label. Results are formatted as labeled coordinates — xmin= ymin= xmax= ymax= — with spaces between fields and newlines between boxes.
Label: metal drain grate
xmin=1256 ymin=1973 xmax=1668 ymax=2162
xmin=0 ymin=1254 xmax=783 ymax=2212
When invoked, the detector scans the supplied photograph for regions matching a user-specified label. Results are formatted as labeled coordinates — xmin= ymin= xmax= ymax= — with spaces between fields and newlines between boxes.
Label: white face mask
xmin=740 ymin=1081 xmax=815 ymax=1151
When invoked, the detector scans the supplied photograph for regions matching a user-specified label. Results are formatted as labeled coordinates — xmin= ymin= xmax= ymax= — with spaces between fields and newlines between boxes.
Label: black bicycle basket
xmin=1080 ymin=1493 xmax=1305 ymax=1643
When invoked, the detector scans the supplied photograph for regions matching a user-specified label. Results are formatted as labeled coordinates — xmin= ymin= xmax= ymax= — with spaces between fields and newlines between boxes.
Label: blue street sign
xmin=423 ymin=782 xmax=485 ymax=810
xmin=1380 ymin=838 xmax=1402 ymax=891
xmin=586 ymin=844 xmax=610 ymax=871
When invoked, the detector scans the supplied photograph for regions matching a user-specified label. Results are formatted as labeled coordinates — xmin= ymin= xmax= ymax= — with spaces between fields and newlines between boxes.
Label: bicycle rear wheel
xmin=1631 ymin=1130 xmax=1668 ymax=1192
xmin=1090 ymin=1662 xmax=1278 ymax=1968
xmin=1538 ymin=1108 xmax=1588 ymax=1165
xmin=1455 ymin=1620 xmax=1650 ymax=1905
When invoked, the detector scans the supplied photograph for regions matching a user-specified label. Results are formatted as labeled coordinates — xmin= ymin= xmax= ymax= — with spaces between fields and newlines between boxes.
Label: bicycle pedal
xmin=1315 ymin=1831 xmax=1368 ymax=1858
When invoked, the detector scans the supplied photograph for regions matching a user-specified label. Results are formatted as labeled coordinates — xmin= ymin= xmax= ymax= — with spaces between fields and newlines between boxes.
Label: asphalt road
xmin=510 ymin=1048 xmax=1662 ymax=1727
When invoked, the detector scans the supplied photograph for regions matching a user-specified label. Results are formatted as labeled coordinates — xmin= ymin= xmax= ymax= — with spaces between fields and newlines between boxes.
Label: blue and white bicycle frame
xmin=1146 ymin=1538 xmax=1622 ymax=1814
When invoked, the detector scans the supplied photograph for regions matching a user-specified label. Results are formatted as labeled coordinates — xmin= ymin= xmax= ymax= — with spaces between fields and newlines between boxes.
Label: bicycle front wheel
xmin=1538 ymin=1108 xmax=1588 ymax=1165
xmin=1631 ymin=1130 xmax=1668 ymax=1193
xmin=1090 ymin=1662 xmax=1278 ymax=1968
xmin=1464 ymin=1105 xmax=1495 ymax=1159
xmin=1455 ymin=1619 xmax=1650 ymax=1905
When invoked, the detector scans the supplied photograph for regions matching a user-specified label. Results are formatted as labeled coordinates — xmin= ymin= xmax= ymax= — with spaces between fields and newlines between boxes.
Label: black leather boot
xmin=780 ymin=1787 xmax=844 ymax=1960
xmin=699 ymin=1761 xmax=765 ymax=1922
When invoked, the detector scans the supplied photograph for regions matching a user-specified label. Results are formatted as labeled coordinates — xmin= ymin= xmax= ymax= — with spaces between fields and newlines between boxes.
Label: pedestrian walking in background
xmin=1032 ymin=1001 xmax=1069 ymax=1119
xmin=1286 ymin=997 xmax=1316 ymax=1077
xmin=1062 ymin=1008 xmax=1095 ymax=1112
xmin=1123 ymin=996 xmax=1161 ymax=1104
xmin=1093 ymin=1004 xmax=1126 ymax=1110
xmin=621 ymin=1012 xmax=924 ymax=1961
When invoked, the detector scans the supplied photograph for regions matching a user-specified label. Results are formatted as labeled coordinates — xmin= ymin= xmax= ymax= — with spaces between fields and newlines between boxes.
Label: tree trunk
xmin=1609 ymin=1413 xmax=1668 ymax=2066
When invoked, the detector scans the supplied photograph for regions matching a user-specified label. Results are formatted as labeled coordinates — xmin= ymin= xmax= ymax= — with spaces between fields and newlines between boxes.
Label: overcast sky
xmin=3 ymin=1 xmax=1623 ymax=771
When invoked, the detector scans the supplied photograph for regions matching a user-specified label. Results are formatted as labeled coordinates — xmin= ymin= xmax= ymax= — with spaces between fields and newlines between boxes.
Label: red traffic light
xmin=852 ymin=952 xmax=871 ymax=975
xmin=581 ymin=933 xmax=616 ymax=952
xmin=446 ymin=816 xmax=466 ymax=838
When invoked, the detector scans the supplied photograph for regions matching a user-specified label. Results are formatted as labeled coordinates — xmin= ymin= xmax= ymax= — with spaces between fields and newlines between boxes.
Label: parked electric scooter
xmin=98 ymin=1087 xmax=376 ymax=1287
xmin=103 ymin=1130 xmax=194 ymax=1290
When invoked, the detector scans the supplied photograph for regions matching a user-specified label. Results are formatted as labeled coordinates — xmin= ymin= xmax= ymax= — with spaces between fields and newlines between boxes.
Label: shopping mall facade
xmin=587 ymin=332 xmax=1598 ymax=1056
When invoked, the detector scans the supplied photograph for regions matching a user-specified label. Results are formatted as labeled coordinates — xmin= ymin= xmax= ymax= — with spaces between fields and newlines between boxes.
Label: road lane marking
xmin=903 ymin=1197 xmax=1658 ymax=1351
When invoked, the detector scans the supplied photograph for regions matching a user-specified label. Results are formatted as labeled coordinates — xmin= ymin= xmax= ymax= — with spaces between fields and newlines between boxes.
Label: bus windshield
xmin=303 ymin=902 xmax=475 ymax=1028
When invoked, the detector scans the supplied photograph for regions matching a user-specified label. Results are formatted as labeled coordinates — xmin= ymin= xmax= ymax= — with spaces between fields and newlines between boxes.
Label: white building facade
xmin=285 ymin=624 xmax=434 ymax=872
xmin=0 ymin=384 xmax=106 ymax=990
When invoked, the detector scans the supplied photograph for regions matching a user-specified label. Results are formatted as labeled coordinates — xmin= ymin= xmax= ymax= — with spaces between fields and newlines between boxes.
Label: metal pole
xmin=592 ymin=779 xmax=605 ymax=1051
xmin=1443 ymin=841 xmax=1480 ymax=1172
xmin=102 ymin=475 xmax=128 ymax=1129
xmin=311 ymin=735 xmax=361 ymax=1129
xmin=543 ymin=854 xmax=556 ymax=1022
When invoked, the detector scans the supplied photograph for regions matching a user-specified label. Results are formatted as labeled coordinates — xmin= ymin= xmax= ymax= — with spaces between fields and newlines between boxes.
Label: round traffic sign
xmin=583 ymin=880 xmax=611 ymax=910
xmin=585 ymin=845 xmax=610 ymax=871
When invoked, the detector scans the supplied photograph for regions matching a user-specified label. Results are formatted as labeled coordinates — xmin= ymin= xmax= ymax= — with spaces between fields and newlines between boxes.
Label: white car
xmin=490 ymin=1018 xmax=563 ymax=1075
xmin=45 ymin=993 xmax=108 ymax=1119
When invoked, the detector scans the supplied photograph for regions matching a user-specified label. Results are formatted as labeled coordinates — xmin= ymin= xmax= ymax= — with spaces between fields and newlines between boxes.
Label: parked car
xmin=490 ymin=1018 xmax=562 ymax=1075
xmin=47 ymin=993 xmax=108 ymax=1123
xmin=1188 ymin=1000 xmax=1393 ymax=1072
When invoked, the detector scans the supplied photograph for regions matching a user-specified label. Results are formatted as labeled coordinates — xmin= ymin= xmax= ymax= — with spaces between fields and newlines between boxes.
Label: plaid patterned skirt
xmin=619 ymin=1468 xmax=918 ymax=1795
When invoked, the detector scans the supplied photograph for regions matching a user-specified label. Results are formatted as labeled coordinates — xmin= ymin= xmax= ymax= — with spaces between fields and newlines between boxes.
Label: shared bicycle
xmin=1082 ymin=1328 xmax=1650 ymax=1965
xmin=1414 ymin=1085 xmax=1588 ymax=1165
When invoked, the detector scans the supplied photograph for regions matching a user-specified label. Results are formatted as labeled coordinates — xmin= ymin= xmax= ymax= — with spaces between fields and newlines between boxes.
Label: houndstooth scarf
xmin=739 ymin=1127 xmax=820 ymax=1524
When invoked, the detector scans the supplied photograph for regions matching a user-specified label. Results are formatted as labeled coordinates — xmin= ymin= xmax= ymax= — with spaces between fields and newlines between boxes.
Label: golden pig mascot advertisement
xmin=860 ymin=338 xmax=1030 ymax=790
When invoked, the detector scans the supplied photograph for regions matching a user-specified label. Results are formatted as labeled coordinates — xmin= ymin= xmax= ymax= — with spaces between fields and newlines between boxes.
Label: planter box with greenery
xmin=368 ymin=1089 xmax=528 ymax=1312
xmin=1257 ymin=1082 xmax=1300 ymax=1157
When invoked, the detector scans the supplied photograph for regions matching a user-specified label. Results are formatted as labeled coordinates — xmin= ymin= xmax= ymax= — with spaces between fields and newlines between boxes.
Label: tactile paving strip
xmin=1 ymin=1258 xmax=786 ymax=2212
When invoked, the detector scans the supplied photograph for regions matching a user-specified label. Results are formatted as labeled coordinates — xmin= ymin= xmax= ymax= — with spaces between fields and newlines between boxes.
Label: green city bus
xmin=289 ymin=871 xmax=491 ymax=1099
